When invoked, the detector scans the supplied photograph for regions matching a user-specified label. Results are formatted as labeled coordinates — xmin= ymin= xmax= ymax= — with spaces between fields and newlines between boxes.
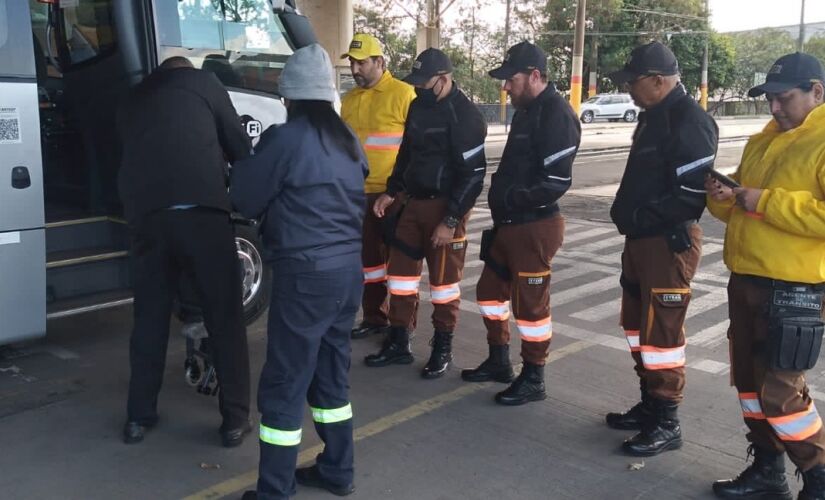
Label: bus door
xmin=0 ymin=0 xmax=47 ymax=343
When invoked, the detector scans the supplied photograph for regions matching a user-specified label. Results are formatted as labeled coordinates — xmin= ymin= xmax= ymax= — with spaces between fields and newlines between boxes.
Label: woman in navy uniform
xmin=231 ymin=44 xmax=367 ymax=499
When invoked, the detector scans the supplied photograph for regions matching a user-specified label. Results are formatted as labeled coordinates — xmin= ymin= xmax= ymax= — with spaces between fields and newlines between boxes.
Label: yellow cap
xmin=341 ymin=33 xmax=384 ymax=60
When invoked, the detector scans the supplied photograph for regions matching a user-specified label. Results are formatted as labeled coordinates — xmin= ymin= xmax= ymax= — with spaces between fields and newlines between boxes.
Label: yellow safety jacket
xmin=341 ymin=71 xmax=416 ymax=194
xmin=707 ymin=104 xmax=825 ymax=283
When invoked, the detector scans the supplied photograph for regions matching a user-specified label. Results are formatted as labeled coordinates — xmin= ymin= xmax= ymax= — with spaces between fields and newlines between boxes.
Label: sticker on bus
xmin=0 ymin=107 xmax=21 ymax=144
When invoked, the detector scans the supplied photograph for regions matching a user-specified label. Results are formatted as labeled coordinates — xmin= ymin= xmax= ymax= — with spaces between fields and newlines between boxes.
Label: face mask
xmin=415 ymin=78 xmax=443 ymax=105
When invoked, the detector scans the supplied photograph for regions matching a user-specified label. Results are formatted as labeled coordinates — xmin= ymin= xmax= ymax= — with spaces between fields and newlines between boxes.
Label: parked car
xmin=579 ymin=93 xmax=640 ymax=123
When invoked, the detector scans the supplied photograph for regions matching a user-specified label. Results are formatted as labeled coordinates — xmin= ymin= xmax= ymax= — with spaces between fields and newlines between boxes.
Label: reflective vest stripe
xmin=517 ymin=317 xmax=552 ymax=342
xmin=639 ymin=344 xmax=686 ymax=370
xmin=430 ymin=283 xmax=460 ymax=304
xmin=739 ymin=392 xmax=766 ymax=420
xmin=388 ymin=275 xmax=420 ymax=296
xmin=543 ymin=146 xmax=578 ymax=167
xmin=462 ymin=144 xmax=485 ymax=161
xmin=768 ymin=404 xmax=823 ymax=442
xmin=625 ymin=329 xmax=640 ymax=352
xmin=364 ymin=133 xmax=403 ymax=150
xmin=675 ymin=154 xmax=715 ymax=177
xmin=478 ymin=300 xmax=510 ymax=321
xmin=364 ymin=265 xmax=387 ymax=284
xmin=311 ymin=403 xmax=353 ymax=424
xmin=259 ymin=424 xmax=302 ymax=446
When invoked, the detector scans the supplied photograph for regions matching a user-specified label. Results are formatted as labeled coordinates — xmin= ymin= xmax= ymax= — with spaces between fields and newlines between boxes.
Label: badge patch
xmin=451 ymin=241 xmax=465 ymax=251
xmin=350 ymin=41 xmax=362 ymax=49
xmin=661 ymin=293 xmax=682 ymax=303
xmin=773 ymin=290 xmax=822 ymax=311
xmin=527 ymin=277 xmax=544 ymax=285
xmin=769 ymin=64 xmax=783 ymax=74
xmin=413 ymin=61 xmax=422 ymax=69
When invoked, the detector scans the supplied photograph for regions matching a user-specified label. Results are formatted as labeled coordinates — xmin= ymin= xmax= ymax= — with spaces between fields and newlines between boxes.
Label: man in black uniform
xmin=117 ymin=57 xmax=252 ymax=446
xmin=368 ymin=49 xmax=487 ymax=378
xmin=462 ymin=41 xmax=581 ymax=406
xmin=605 ymin=42 xmax=718 ymax=456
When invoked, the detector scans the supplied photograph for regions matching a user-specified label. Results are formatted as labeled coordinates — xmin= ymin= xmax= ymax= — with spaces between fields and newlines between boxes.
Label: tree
xmin=729 ymin=28 xmax=795 ymax=97
xmin=804 ymin=35 xmax=825 ymax=67
xmin=352 ymin=3 xmax=417 ymax=77
xmin=669 ymin=32 xmax=735 ymax=97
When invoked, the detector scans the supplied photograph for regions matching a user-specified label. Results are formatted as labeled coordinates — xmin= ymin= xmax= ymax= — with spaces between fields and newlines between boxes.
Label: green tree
xmin=804 ymin=35 xmax=825 ymax=68
xmin=729 ymin=28 xmax=795 ymax=97
xmin=669 ymin=32 xmax=735 ymax=96
xmin=352 ymin=4 xmax=416 ymax=77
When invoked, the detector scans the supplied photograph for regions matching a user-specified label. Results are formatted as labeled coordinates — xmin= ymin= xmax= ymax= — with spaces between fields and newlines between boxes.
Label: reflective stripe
xmin=388 ymin=275 xmax=420 ymax=296
xmin=625 ymin=329 xmax=640 ymax=352
xmin=517 ymin=317 xmax=552 ymax=342
xmin=363 ymin=265 xmax=387 ymax=284
xmin=543 ymin=146 xmax=578 ymax=167
xmin=739 ymin=392 xmax=766 ymax=420
xmin=768 ymin=404 xmax=823 ymax=441
xmin=462 ymin=144 xmax=485 ymax=161
xmin=680 ymin=185 xmax=707 ymax=194
xmin=430 ymin=283 xmax=460 ymax=304
xmin=546 ymin=174 xmax=572 ymax=182
xmin=311 ymin=403 xmax=353 ymax=424
xmin=640 ymin=344 xmax=686 ymax=370
xmin=259 ymin=424 xmax=302 ymax=446
xmin=675 ymin=154 xmax=715 ymax=177
xmin=478 ymin=300 xmax=511 ymax=321
xmin=364 ymin=133 xmax=403 ymax=150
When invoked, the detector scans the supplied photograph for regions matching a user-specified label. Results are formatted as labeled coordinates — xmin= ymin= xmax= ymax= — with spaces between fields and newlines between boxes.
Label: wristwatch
xmin=443 ymin=215 xmax=460 ymax=229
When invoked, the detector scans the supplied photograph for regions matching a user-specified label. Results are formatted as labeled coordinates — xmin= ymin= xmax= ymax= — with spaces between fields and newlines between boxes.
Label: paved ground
xmin=4 ymin=130 xmax=821 ymax=500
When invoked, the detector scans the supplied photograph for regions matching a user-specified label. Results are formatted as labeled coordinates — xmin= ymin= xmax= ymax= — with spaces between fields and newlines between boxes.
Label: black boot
xmin=421 ymin=331 xmax=453 ymax=379
xmin=621 ymin=398 xmax=682 ymax=456
xmin=351 ymin=322 xmax=389 ymax=340
xmin=799 ymin=464 xmax=825 ymax=500
xmin=712 ymin=445 xmax=791 ymax=499
xmin=461 ymin=344 xmax=515 ymax=383
xmin=364 ymin=327 xmax=414 ymax=367
xmin=494 ymin=362 xmax=546 ymax=406
xmin=606 ymin=380 xmax=651 ymax=430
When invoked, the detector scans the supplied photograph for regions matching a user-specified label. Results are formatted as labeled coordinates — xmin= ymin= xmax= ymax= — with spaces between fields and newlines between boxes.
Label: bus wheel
xmin=234 ymin=223 xmax=270 ymax=326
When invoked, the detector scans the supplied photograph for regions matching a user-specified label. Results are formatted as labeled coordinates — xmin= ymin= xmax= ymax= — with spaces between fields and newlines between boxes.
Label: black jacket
xmin=610 ymin=85 xmax=719 ymax=238
xmin=488 ymin=84 xmax=581 ymax=225
xmin=386 ymin=84 xmax=487 ymax=218
xmin=117 ymin=67 xmax=251 ymax=222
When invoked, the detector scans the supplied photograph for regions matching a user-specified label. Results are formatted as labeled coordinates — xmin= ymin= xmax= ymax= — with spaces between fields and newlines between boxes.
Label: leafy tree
xmin=352 ymin=4 xmax=417 ymax=77
xmin=803 ymin=35 xmax=825 ymax=68
xmin=728 ymin=28 xmax=795 ymax=97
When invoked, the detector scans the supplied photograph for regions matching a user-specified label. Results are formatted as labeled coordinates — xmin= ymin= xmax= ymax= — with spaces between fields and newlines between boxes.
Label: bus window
xmin=56 ymin=0 xmax=117 ymax=67
xmin=0 ymin=0 xmax=35 ymax=79
xmin=156 ymin=0 xmax=295 ymax=95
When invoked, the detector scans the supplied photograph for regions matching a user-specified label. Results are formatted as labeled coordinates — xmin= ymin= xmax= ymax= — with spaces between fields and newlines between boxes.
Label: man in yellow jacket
xmin=708 ymin=52 xmax=825 ymax=500
xmin=340 ymin=34 xmax=416 ymax=339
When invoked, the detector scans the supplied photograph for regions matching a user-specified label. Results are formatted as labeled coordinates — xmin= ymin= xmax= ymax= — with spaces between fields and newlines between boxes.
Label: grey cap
xmin=278 ymin=44 xmax=337 ymax=103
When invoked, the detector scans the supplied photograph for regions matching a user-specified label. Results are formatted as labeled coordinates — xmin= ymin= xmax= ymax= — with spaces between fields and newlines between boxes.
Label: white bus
xmin=0 ymin=0 xmax=316 ymax=344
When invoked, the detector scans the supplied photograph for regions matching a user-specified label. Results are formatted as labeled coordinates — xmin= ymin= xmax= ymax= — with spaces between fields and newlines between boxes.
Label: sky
xmin=430 ymin=0 xmax=825 ymax=34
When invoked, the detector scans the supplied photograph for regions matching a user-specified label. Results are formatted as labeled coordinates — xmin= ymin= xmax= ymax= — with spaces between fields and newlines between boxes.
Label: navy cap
xmin=489 ymin=41 xmax=547 ymax=80
xmin=748 ymin=52 xmax=825 ymax=97
xmin=403 ymin=48 xmax=453 ymax=86
xmin=609 ymin=42 xmax=679 ymax=84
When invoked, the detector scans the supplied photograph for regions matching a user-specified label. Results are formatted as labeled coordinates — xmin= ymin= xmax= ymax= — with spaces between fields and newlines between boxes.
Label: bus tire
xmin=234 ymin=222 xmax=271 ymax=326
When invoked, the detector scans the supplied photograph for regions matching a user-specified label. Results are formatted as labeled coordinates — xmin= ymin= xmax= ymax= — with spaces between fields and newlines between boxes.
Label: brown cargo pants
xmin=475 ymin=215 xmax=564 ymax=366
xmin=727 ymin=273 xmax=825 ymax=471
xmin=619 ymin=224 xmax=702 ymax=403
xmin=360 ymin=193 xmax=402 ymax=326
xmin=387 ymin=197 xmax=469 ymax=333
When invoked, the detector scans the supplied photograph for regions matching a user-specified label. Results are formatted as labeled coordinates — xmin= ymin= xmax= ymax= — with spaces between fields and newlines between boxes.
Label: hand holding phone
xmin=708 ymin=169 xmax=740 ymax=189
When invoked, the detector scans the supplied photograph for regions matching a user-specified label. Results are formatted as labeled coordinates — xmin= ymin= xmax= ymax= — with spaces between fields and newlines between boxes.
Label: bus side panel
xmin=0 ymin=228 xmax=46 ymax=343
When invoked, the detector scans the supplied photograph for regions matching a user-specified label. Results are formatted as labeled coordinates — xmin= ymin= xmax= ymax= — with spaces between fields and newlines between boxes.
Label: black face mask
xmin=415 ymin=78 xmax=444 ymax=106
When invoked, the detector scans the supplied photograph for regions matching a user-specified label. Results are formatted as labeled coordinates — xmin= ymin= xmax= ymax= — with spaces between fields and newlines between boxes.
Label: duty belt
xmin=495 ymin=204 xmax=559 ymax=226
xmin=737 ymin=273 xmax=825 ymax=291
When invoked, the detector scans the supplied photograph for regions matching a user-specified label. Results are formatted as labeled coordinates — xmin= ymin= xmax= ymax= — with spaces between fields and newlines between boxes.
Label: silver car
xmin=579 ymin=94 xmax=640 ymax=123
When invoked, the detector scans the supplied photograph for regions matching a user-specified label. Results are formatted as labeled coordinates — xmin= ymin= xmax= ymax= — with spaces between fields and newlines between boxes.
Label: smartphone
xmin=708 ymin=169 xmax=740 ymax=189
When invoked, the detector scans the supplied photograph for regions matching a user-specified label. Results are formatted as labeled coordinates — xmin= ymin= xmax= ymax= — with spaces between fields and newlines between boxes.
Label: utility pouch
xmin=768 ymin=281 xmax=825 ymax=371
xmin=664 ymin=223 xmax=692 ymax=254
xmin=479 ymin=227 xmax=511 ymax=281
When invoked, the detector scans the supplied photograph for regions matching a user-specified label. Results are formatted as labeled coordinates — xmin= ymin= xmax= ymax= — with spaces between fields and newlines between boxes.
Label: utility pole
xmin=799 ymin=0 xmax=806 ymax=51
xmin=500 ymin=0 xmax=511 ymax=127
xmin=589 ymin=35 xmax=598 ymax=98
xmin=700 ymin=0 xmax=709 ymax=110
xmin=418 ymin=0 xmax=441 ymax=52
xmin=570 ymin=0 xmax=587 ymax=114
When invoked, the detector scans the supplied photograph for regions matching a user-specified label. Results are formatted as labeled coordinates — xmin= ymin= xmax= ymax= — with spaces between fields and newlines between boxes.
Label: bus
xmin=0 ymin=0 xmax=317 ymax=344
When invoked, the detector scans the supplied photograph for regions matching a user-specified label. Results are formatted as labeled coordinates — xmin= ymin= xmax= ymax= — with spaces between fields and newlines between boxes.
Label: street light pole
xmin=799 ymin=0 xmax=806 ymax=51
xmin=500 ymin=0 xmax=511 ymax=127
xmin=570 ymin=0 xmax=587 ymax=114
xmin=700 ymin=0 xmax=709 ymax=110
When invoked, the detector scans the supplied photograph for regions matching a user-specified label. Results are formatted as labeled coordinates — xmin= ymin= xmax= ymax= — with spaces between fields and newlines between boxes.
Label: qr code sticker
xmin=0 ymin=118 xmax=21 ymax=143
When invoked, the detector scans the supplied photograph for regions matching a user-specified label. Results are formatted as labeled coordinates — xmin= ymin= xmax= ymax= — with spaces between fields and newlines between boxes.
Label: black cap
xmin=489 ymin=41 xmax=547 ymax=80
xmin=608 ymin=42 xmax=679 ymax=84
xmin=403 ymin=48 xmax=453 ymax=86
xmin=748 ymin=52 xmax=825 ymax=97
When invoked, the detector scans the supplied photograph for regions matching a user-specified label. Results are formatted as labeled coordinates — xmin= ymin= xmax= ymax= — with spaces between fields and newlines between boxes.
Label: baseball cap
xmin=340 ymin=33 xmax=384 ymax=61
xmin=489 ymin=41 xmax=547 ymax=80
xmin=608 ymin=42 xmax=679 ymax=84
xmin=748 ymin=52 xmax=825 ymax=97
xmin=402 ymin=48 xmax=453 ymax=86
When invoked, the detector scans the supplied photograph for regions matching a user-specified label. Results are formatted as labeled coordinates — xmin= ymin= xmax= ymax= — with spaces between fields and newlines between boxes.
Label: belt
xmin=408 ymin=193 xmax=443 ymax=200
xmin=735 ymin=273 xmax=825 ymax=291
xmin=495 ymin=205 xmax=559 ymax=225
xmin=625 ymin=219 xmax=699 ymax=240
